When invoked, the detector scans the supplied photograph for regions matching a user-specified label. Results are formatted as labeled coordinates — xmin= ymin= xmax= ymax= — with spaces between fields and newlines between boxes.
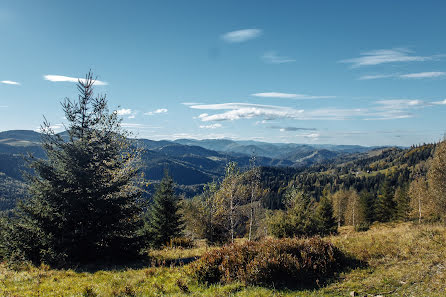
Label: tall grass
xmin=1 ymin=222 xmax=446 ymax=296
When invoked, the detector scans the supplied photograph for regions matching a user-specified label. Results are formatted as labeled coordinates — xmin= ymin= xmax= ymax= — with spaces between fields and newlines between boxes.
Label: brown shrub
xmin=168 ymin=237 xmax=195 ymax=249
xmin=190 ymin=237 xmax=348 ymax=289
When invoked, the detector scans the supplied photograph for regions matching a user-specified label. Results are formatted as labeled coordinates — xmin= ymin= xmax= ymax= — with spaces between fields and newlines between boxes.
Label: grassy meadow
xmin=1 ymin=222 xmax=446 ymax=297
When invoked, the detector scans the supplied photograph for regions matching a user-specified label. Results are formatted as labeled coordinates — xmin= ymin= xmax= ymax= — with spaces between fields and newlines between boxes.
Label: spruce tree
xmin=394 ymin=184 xmax=410 ymax=221
xmin=149 ymin=171 xmax=183 ymax=247
xmin=316 ymin=194 xmax=337 ymax=235
xmin=0 ymin=72 xmax=144 ymax=266
xmin=359 ymin=190 xmax=375 ymax=224
xmin=375 ymin=179 xmax=395 ymax=222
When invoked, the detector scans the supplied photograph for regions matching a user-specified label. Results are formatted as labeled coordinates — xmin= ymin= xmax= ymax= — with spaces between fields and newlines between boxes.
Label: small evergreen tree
xmin=375 ymin=179 xmax=395 ymax=222
xmin=394 ymin=184 xmax=410 ymax=221
xmin=316 ymin=194 xmax=337 ymax=235
xmin=149 ymin=171 xmax=183 ymax=248
xmin=359 ymin=190 xmax=375 ymax=224
xmin=0 ymin=72 xmax=144 ymax=266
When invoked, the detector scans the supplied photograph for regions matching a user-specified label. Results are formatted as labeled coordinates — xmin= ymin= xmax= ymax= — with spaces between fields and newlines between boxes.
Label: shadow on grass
xmin=68 ymin=255 xmax=200 ymax=273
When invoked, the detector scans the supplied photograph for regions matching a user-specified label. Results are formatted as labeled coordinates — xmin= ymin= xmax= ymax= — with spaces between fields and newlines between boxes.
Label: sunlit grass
xmin=1 ymin=222 xmax=446 ymax=296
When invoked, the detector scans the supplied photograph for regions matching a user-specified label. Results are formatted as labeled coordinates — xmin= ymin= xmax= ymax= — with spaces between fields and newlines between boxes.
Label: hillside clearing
xmin=1 ymin=222 xmax=445 ymax=296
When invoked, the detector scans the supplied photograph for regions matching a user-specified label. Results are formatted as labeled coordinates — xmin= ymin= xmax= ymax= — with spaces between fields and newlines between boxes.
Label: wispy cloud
xmin=199 ymin=123 xmax=222 ymax=129
xmin=375 ymin=99 xmax=426 ymax=109
xmin=360 ymin=71 xmax=446 ymax=80
xmin=252 ymin=92 xmax=335 ymax=99
xmin=44 ymin=75 xmax=108 ymax=85
xmin=189 ymin=98 xmax=438 ymax=122
xmin=144 ymin=108 xmax=168 ymax=116
xmin=262 ymin=51 xmax=295 ymax=64
xmin=359 ymin=74 xmax=395 ymax=80
xmin=341 ymin=48 xmax=436 ymax=68
xmin=191 ymin=103 xmax=304 ymax=121
xmin=432 ymin=99 xmax=446 ymax=105
xmin=189 ymin=103 xmax=367 ymax=122
xmin=121 ymin=123 xmax=161 ymax=129
xmin=117 ymin=108 xmax=132 ymax=116
xmin=1 ymin=80 xmax=20 ymax=85
xmin=400 ymin=71 xmax=446 ymax=78
xmin=221 ymin=29 xmax=262 ymax=43
xmin=269 ymin=126 xmax=317 ymax=132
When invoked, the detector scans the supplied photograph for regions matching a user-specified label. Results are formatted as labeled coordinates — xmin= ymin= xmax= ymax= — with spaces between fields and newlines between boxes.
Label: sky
xmin=1 ymin=0 xmax=446 ymax=146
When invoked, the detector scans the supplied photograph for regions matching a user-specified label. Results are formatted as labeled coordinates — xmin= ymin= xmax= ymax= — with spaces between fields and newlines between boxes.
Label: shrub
xmin=190 ymin=237 xmax=347 ymax=289
xmin=355 ymin=222 xmax=371 ymax=232
xmin=168 ymin=237 xmax=195 ymax=249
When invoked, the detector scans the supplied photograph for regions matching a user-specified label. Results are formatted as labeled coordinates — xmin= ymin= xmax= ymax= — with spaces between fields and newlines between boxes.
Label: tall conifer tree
xmin=0 ymin=72 xmax=144 ymax=265
xmin=149 ymin=171 xmax=183 ymax=247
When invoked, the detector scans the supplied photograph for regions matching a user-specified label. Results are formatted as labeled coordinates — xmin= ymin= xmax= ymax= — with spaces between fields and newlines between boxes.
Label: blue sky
xmin=1 ymin=0 xmax=446 ymax=146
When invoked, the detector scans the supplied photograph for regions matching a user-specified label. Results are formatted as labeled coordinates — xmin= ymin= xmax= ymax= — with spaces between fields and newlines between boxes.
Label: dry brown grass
xmin=1 ymin=223 xmax=446 ymax=296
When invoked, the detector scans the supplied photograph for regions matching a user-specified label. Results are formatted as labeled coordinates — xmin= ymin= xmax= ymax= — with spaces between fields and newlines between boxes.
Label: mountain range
xmin=0 ymin=129 xmax=379 ymax=211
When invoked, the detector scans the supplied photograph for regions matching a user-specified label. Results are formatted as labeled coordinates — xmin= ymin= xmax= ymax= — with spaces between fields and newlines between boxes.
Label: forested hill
xmin=260 ymin=143 xmax=436 ymax=209
xmin=1 ymin=129 xmax=431 ymax=213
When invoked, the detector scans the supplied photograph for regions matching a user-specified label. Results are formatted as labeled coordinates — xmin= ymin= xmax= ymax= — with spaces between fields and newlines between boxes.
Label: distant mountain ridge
xmin=0 ymin=129 xmax=379 ymax=211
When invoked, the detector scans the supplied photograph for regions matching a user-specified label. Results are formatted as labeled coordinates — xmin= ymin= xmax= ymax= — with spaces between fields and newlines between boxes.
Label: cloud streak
xmin=1 ymin=80 xmax=20 ymax=85
xmin=221 ymin=29 xmax=262 ymax=43
xmin=189 ymin=97 xmax=444 ymax=122
xmin=262 ymin=51 xmax=295 ymax=64
xmin=269 ymin=126 xmax=317 ymax=132
xmin=199 ymin=123 xmax=222 ymax=129
xmin=341 ymin=48 xmax=436 ymax=68
xmin=252 ymin=92 xmax=335 ymax=99
xmin=144 ymin=108 xmax=168 ymax=116
xmin=44 ymin=75 xmax=108 ymax=85
xmin=360 ymin=71 xmax=446 ymax=80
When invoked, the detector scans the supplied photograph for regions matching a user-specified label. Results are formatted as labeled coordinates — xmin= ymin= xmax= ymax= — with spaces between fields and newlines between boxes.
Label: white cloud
xmin=117 ymin=108 xmax=132 ymax=116
xmin=121 ymin=123 xmax=161 ymax=129
xmin=199 ymin=123 xmax=222 ymax=129
xmin=191 ymin=103 xmax=304 ymax=121
xmin=144 ymin=108 xmax=168 ymax=116
xmin=341 ymin=48 xmax=435 ymax=68
xmin=375 ymin=99 xmax=426 ymax=109
xmin=221 ymin=29 xmax=262 ymax=43
xmin=1 ymin=80 xmax=20 ymax=85
xmin=189 ymin=103 xmax=368 ymax=121
xmin=269 ymin=126 xmax=317 ymax=132
xmin=262 ymin=51 xmax=295 ymax=64
xmin=189 ymin=99 xmax=435 ymax=122
xmin=400 ymin=71 xmax=446 ymax=78
xmin=44 ymin=75 xmax=107 ymax=85
xmin=359 ymin=74 xmax=395 ymax=80
xmin=360 ymin=71 xmax=446 ymax=80
xmin=252 ymin=92 xmax=335 ymax=99
xmin=432 ymin=99 xmax=446 ymax=105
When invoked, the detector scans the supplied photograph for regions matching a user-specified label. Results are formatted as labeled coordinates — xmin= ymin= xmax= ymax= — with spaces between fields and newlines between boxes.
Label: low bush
xmin=190 ymin=237 xmax=347 ymax=289
xmin=168 ymin=237 xmax=195 ymax=249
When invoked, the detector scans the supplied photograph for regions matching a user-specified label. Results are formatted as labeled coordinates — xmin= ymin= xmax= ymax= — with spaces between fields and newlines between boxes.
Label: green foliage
xmin=148 ymin=171 xmax=184 ymax=248
xmin=190 ymin=237 xmax=347 ymax=289
xmin=316 ymin=194 xmax=338 ymax=235
xmin=428 ymin=140 xmax=446 ymax=222
xmin=394 ymin=184 xmax=410 ymax=221
xmin=375 ymin=179 xmax=395 ymax=222
xmin=359 ymin=190 xmax=375 ymax=224
xmin=0 ymin=72 xmax=145 ymax=266
xmin=268 ymin=189 xmax=325 ymax=238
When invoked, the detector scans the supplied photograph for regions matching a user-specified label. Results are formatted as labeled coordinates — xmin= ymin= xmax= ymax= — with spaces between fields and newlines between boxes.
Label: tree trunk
xmin=418 ymin=196 xmax=422 ymax=224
